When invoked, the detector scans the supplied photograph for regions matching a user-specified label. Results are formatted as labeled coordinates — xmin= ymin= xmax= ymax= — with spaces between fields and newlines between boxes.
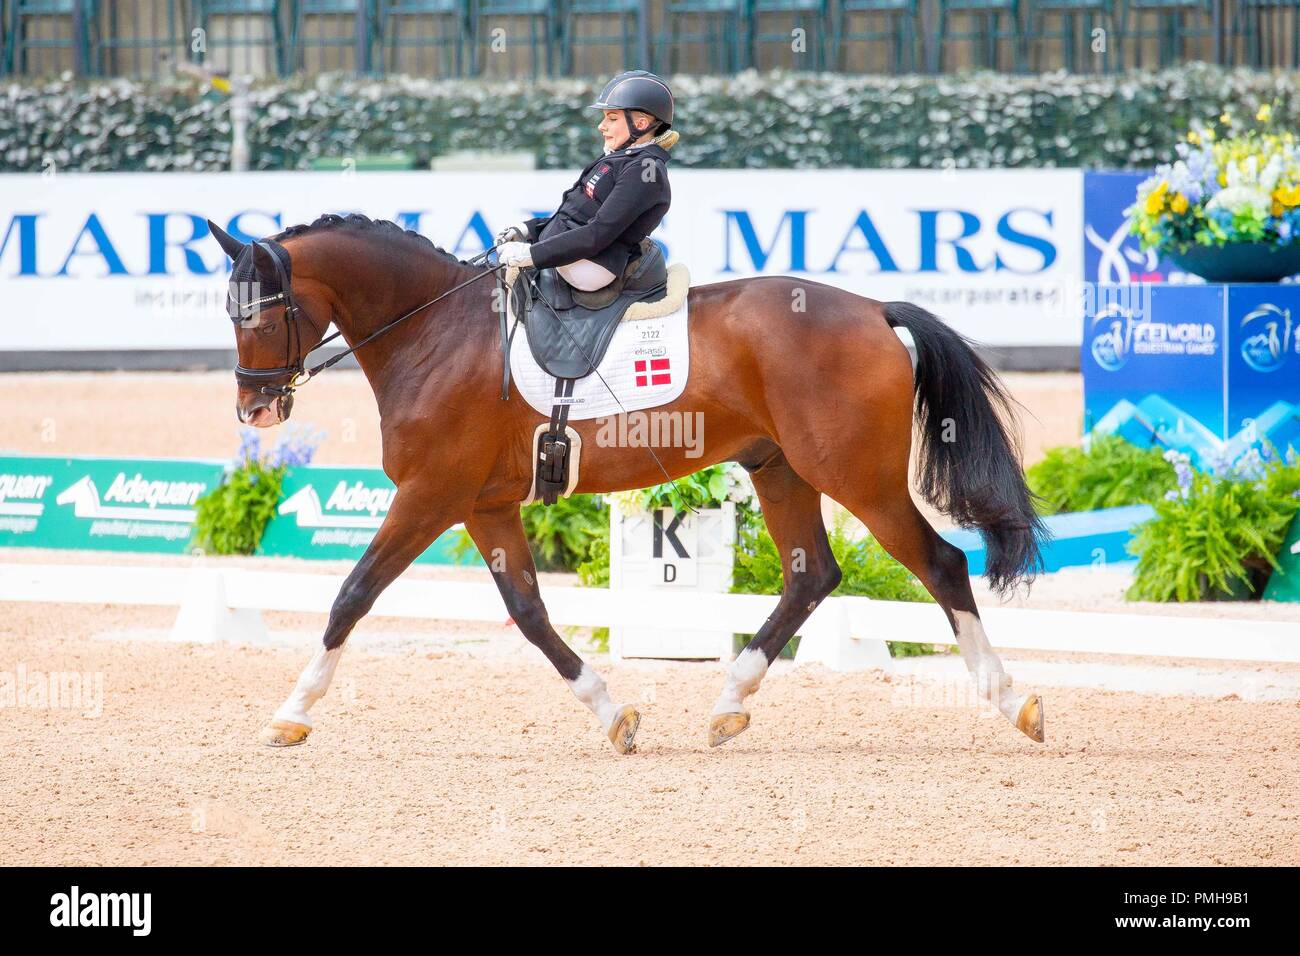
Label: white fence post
xmin=795 ymin=599 xmax=893 ymax=672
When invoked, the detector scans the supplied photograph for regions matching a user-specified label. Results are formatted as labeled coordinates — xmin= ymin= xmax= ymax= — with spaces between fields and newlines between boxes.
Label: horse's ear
xmin=251 ymin=241 xmax=280 ymax=277
xmin=207 ymin=219 xmax=246 ymax=261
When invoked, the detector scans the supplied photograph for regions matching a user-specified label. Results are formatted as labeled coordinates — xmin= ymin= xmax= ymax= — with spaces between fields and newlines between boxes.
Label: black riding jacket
xmin=524 ymin=143 xmax=671 ymax=277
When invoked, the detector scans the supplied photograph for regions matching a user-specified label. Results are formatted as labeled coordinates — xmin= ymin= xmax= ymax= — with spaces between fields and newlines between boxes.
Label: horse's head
xmin=208 ymin=219 xmax=330 ymax=428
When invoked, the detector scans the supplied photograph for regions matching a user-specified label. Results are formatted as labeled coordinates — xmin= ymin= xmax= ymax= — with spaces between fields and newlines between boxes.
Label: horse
xmin=207 ymin=213 xmax=1047 ymax=754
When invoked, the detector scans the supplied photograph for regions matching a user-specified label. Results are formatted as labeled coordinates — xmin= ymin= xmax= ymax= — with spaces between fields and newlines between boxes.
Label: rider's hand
xmin=494 ymin=223 xmax=528 ymax=245
xmin=497 ymin=241 xmax=534 ymax=268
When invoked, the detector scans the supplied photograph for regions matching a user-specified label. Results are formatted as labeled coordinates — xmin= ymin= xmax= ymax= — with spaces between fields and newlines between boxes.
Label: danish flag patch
xmin=584 ymin=163 xmax=612 ymax=199
xmin=634 ymin=358 xmax=671 ymax=387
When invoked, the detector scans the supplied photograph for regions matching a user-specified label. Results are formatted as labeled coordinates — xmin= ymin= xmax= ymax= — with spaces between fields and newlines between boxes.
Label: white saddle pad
xmin=509 ymin=296 xmax=689 ymax=421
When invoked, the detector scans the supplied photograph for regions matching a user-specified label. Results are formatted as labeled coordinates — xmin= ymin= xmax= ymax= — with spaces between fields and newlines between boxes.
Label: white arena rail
xmin=1 ymin=562 xmax=1298 ymax=667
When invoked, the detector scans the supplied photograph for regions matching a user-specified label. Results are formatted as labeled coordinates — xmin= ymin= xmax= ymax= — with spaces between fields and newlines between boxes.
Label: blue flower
xmin=267 ymin=423 xmax=325 ymax=469
xmin=1232 ymin=448 xmax=1266 ymax=482
xmin=236 ymin=428 xmax=261 ymax=465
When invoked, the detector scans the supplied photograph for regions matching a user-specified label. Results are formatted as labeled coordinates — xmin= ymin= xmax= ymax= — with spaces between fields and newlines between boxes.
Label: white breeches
xmin=558 ymin=259 xmax=617 ymax=291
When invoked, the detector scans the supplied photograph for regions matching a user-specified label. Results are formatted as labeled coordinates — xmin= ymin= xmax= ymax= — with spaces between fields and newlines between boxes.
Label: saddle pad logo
xmin=635 ymin=358 xmax=671 ymax=387
xmin=584 ymin=164 xmax=611 ymax=198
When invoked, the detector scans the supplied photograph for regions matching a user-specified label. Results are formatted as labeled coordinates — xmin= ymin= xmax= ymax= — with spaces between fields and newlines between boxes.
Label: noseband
xmin=230 ymin=239 xmax=317 ymax=398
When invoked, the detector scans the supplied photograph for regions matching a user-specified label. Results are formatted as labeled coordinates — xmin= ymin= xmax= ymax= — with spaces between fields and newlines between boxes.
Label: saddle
xmin=501 ymin=241 xmax=670 ymax=506
xmin=511 ymin=240 xmax=669 ymax=378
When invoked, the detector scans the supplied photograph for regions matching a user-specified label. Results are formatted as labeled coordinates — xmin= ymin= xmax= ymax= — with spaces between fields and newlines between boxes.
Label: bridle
xmin=230 ymin=240 xmax=315 ymax=399
xmin=229 ymin=240 xmax=502 ymax=402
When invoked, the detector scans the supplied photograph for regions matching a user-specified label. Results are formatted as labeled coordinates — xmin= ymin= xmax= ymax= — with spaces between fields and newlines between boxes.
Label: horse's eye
xmin=260 ymin=321 xmax=278 ymax=335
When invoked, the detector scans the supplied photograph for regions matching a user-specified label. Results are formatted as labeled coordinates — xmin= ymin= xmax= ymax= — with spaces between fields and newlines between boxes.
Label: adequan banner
xmin=0 ymin=455 xmax=467 ymax=562
xmin=257 ymin=465 xmax=468 ymax=564
xmin=0 ymin=168 xmax=1084 ymax=349
xmin=0 ymin=455 xmax=225 ymax=553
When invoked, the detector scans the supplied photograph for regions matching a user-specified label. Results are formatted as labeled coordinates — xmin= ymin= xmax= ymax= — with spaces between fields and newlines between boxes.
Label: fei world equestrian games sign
xmin=0 ymin=168 xmax=1082 ymax=350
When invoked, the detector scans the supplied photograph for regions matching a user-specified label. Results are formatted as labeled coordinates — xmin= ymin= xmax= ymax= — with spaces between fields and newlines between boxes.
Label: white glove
xmin=494 ymin=222 xmax=528 ymax=245
xmin=497 ymin=241 xmax=534 ymax=268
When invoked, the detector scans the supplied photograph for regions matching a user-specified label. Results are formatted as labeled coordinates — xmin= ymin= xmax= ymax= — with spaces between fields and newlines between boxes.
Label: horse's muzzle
xmin=237 ymin=390 xmax=293 ymax=427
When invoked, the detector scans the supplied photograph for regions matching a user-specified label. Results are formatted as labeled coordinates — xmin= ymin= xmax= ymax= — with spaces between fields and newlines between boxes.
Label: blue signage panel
xmin=1225 ymin=286 xmax=1300 ymax=461
xmin=1083 ymin=284 xmax=1227 ymax=467
xmin=1083 ymin=171 xmax=1176 ymax=284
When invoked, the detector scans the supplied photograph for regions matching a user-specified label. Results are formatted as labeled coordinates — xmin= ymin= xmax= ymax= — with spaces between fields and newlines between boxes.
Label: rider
xmin=495 ymin=70 xmax=675 ymax=291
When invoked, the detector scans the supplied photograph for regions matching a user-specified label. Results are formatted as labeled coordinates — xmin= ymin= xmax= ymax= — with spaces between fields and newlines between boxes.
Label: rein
xmin=234 ymin=244 xmax=500 ymax=398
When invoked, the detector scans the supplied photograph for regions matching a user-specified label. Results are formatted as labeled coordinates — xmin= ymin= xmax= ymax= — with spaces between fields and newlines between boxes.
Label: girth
xmin=509 ymin=240 xmax=670 ymax=504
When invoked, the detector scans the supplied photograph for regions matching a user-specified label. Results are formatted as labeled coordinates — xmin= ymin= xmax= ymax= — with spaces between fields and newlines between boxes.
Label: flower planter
xmin=1165 ymin=242 xmax=1300 ymax=283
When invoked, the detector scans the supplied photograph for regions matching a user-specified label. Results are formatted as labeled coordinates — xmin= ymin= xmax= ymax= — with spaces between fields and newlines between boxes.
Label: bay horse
xmin=207 ymin=213 xmax=1047 ymax=754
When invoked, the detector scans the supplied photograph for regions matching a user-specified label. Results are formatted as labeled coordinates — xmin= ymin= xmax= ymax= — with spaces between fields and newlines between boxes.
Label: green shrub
xmin=608 ymin=462 xmax=754 ymax=515
xmin=448 ymin=493 xmax=609 ymax=573
xmin=576 ymin=535 xmax=609 ymax=588
xmin=1027 ymin=434 xmax=1176 ymax=514
xmin=6 ymin=65 xmax=1300 ymax=173
xmin=732 ymin=513 xmax=940 ymax=657
xmin=521 ymin=495 xmax=608 ymax=572
xmin=191 ymin=425 xmax=321 ymax=555
xmin=1127 ymin=449 xmax=1300 ymax=602
xmin=192 ymin=458 xmax=284 ymax=556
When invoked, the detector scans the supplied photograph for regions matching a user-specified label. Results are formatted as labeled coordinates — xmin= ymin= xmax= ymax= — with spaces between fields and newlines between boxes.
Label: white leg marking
xmin=272 ymin=645 xmax=343 ymax=728
xmin=568 ymin=665 xmax=620 ymax=732
xmin=711 ymin=647 xmax=769 ymax=716
xmin=952 ymin=610 xmax=1025 ymax=721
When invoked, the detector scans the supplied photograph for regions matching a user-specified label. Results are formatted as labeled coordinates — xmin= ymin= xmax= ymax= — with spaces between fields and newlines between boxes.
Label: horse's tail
xmin=882 ymin=301 xmax=1046 ymax=594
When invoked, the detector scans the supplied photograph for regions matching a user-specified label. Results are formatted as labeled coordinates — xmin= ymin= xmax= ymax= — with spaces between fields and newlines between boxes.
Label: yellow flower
xmin=1170 ymin=193 xmax=1189 ymax=214
xmin=1274 ymin=184 xmax=1300 ymax=207
xmin=1187 ymin=130 xmax=1201 ymax=145
xmin=1273 ymin=200 xmax=1285 ymax=216
xmin=1144 ymin=181 xmax=1169 ymax=215
xmin=1218 ymin=171 xmax=1228 ymax=187
xmin=1220 ymin=112 xmax=1233 ymax=126
xmin=1204 ymin=127 xmax=1216 ymax=141
xmin=1257 ymin=104 xmax=1273 ymax=123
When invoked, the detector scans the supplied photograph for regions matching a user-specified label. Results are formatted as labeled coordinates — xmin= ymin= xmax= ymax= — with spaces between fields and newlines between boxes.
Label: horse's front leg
xmin=465 ymin=502 xmax=641 ymax=755
xmin=259 ymin=482 xmax=466 ymax=747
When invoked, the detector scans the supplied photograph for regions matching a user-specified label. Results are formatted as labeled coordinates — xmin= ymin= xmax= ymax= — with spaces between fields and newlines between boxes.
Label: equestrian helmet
xmin=590 ymin=71 xmax=674 ymax=131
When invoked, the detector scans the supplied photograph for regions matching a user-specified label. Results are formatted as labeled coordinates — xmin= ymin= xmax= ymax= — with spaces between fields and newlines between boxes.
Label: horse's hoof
xmin=708 ymin=711 xmax=750 ymax=748
xmin=607 ymin=705 xmax=640 ymax=755
xmin=259 ymin=719 xmax=311 ymax=747
xmin=1015 ymin=695 xmax=1045 ymax=743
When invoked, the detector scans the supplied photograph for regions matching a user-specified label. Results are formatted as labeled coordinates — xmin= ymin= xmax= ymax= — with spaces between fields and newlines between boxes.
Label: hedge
xmin=4 ymin=64 xmax=1299 ymax=173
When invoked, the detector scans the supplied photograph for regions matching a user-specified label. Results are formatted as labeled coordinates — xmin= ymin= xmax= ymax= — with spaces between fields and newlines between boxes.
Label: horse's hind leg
xmin=828 ymin=476 xmax=1044 ymax=742
xmin=466 ymin=502 xmax=640 ymax=755
xmin=708 ymin=448 xmax=842 ymax=747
